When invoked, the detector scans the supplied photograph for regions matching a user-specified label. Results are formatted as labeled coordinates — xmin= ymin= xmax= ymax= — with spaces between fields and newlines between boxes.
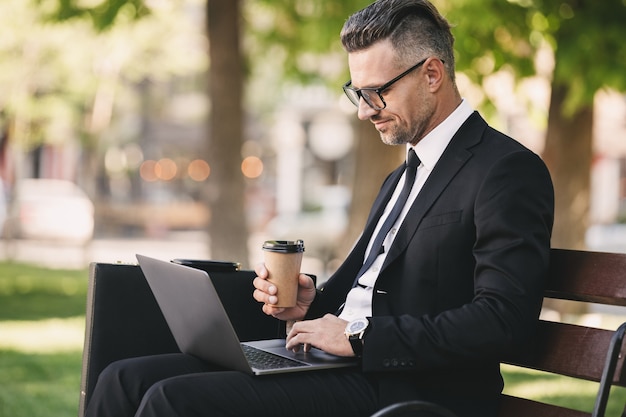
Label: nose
xmin=357 ymin=98 xmax=379 ymax=120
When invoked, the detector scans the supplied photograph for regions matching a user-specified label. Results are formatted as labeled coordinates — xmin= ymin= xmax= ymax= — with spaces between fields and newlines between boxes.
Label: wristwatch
xmin=345 ymin=318 xmax=369 ymax=357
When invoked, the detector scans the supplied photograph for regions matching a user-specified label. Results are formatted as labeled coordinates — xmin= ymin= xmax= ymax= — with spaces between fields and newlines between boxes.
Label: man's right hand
xmin=253 ymin=264 xmax=316 ymax=322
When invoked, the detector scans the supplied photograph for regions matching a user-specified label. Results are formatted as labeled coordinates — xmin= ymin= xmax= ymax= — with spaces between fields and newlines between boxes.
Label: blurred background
xmin=0 ymin=0 xmax=626 ymax=278
xmin=0 ymin=1 xmax=625 ymax=415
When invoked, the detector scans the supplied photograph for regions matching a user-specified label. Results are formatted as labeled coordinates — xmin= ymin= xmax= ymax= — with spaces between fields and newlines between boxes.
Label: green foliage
xmin=28 ymin=0 xmax=626 ymax=130
xmin=443 ymin=0 xmax=536 ymax=81
xmin=445 ymin=0 xmax=626 ymax=114
xmin=38 ymin=0 xmax=151 ymax=31
xmin=37 ymin=0 xmax=626 ymax=131
xmin=549 ymin=1 xmax=626 ymax=115
xmin=245 ymin=0 xmax=372 ymax=84
xmin=0 ymin=0 xmax=206 ymax=151
xmin=246 ymin=0 xmax=626 ymax=117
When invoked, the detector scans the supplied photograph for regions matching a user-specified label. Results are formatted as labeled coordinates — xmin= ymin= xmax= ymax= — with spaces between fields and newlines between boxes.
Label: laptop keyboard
xmin=241 ymin=344 xmax=309 ymax=370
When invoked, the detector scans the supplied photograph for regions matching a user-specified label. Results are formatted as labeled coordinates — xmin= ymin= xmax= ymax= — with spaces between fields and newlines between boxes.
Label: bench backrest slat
xmin=499 ymin=395 xmax=592 ymax=417
xmin=499 ymin=249 xmax=626 ymax=417
xmin=546 ymin=249 xmax=626 ymax=306
xmin=504 ymin=321 xmax=625 ymax=385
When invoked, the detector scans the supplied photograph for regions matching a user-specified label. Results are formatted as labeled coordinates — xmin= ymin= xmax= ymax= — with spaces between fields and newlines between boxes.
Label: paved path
xmin=0 ymin=231 xmax=329 ymax=282
xmin=0 ymin=232 xmax=210 ymax=269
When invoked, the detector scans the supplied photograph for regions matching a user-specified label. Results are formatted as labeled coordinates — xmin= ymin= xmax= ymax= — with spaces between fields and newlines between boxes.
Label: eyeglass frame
xmin=343 ymin=57 xmax=443 ymax=111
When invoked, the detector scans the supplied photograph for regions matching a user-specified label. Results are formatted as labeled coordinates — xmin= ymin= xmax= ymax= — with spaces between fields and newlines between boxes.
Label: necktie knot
xmin=406 ymin=149 xmax=420 ymax=169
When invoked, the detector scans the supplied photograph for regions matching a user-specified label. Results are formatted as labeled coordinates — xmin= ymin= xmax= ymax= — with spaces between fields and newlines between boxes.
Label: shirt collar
xmin=407 ymin=99 xmax=474 ymax=170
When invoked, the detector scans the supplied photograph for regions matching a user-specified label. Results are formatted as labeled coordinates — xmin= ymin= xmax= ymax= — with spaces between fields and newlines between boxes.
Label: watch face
xmin=347 ymin=318 xmax=368 ymax=334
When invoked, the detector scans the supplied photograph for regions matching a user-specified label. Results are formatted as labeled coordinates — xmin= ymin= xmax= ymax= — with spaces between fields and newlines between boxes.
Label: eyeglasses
xmin=343 ymin=57 xmax=431 ymax=111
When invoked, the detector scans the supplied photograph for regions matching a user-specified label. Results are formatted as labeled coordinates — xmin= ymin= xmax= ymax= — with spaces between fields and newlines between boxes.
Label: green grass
xmin=502 ymin=365 xmax=626 ymax=416
xmin=0 ymin=261 xmax=624 ymax=417
xmin=0 ymin=262 xmax=87 ymax=320
xmin=0 ymin=262 xmax=87 ymax=417
xmin=0 ymin=350 xmax=82 ymax=417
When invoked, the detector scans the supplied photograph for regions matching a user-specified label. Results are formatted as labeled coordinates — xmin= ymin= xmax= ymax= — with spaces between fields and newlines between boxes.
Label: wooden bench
xmin=374 ymin=248 xmax=626 ymax=417
xmin=79 ymin=249 xmax=626 ymax=417
xmin=497 ymin=248 xmax=626 ymax=417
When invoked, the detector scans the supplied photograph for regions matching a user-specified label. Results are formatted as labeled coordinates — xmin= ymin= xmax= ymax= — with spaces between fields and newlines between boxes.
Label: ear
xmin=426 ymin=58 xmax=445 ymax=92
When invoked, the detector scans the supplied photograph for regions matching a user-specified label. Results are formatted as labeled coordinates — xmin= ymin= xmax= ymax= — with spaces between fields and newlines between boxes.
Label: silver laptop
xmin=136 ymin=254 xmax=357 ymax=375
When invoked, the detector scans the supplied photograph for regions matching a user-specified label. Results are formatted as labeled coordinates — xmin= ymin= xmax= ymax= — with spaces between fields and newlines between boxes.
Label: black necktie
xmin=354 ymin=149 xmax=420 ymax=281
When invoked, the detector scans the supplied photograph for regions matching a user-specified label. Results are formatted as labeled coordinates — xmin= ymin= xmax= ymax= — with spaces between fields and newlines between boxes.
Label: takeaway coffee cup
xmin=262 ymin=240 xmax=305 ymax=307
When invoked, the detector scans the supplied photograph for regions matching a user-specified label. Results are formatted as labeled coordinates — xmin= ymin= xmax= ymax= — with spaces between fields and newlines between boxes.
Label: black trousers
xmin=84 ymin=353 xmax=378 ymax=417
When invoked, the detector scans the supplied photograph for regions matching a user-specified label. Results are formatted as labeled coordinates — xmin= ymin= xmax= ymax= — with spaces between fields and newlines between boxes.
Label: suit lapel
xmin=328 ymin=163 xmax=405 ymax=291
xmin=382 ymin=112 xmax=487 ymax=269
xmin=360 ymin=164 xmax=405 ymax=247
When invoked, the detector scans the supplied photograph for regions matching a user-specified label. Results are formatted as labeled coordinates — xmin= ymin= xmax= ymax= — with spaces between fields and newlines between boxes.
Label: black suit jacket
xmin=306 ymin=112 xmax=554 ymax=416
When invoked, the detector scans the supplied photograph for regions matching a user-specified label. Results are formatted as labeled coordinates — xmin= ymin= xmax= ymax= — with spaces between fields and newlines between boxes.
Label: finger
xmin=286 ymin=337 xmax=311 ymax=352
xmin=290 ymin=344 xmax=302 ymax=353
xmin=252 ymin=288 xmax=263 ymax=303
xmin=253 ymin=277 xmax=277 ymax=297
xmin=262 ymin=303 xmax=277 ymax=314
xmin=252 ymin=288 xmax=276 ymax=305
xmin=254 ymin=263 xmax=268 ymax=278
xmin=261 ymin=303 xmax=284 ymax=317
xmin=287 ymin=319 xmax=308 ymax=338
xmin=285 ymin=334 xmax=301 ymax=350
xmin=298 ymin=273 xmax=314 ymax=288
xmin=285 ymin=324 xmax=312 ymax=350
xmin=285 ymin=324 xmax=300 ymax=346
xmin=286 ymin=320 xmax=297 ymax=334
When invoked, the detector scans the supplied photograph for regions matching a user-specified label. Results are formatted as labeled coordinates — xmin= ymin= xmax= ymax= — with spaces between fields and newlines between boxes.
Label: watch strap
xmin=348 ymin=334 xmax=364 ymax=357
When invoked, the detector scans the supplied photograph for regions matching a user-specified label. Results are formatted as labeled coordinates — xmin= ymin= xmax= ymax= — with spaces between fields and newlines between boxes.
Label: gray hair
xmin=341 ymin=0 xmax=456 ymax=81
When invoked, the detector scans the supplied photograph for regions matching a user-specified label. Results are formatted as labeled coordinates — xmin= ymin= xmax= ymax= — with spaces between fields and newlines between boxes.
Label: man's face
xmin=347 ymin=39 xmax=435 ymax=146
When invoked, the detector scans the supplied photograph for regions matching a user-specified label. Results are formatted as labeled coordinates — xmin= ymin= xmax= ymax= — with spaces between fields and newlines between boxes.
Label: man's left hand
xmin=285 ymin=314 xmax=354 ymax=357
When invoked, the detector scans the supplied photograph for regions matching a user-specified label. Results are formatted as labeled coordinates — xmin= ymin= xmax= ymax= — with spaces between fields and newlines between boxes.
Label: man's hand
xmin=285 ymin=314 xmax=354 ymax=357
xmin=253 ymin=263 xmax=316 ymax=322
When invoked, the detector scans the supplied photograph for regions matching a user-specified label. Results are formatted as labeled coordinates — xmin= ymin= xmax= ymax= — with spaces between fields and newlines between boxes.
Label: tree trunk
xmin=542 ymin=82 xmax=593 ymax=315
xmin=542 ymin=82 xmax=593 ymax=251
xmin=206 ymin=0 xmax=249 ymax=266
xmin=337 ymin=119 xmax=404 ymax=260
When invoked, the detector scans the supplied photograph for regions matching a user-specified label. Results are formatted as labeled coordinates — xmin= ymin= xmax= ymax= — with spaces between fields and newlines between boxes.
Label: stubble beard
xmin=378 ymin=122 xmax=422 ymax=146
xmin=377 ymin=103 xmax=434 ymax=146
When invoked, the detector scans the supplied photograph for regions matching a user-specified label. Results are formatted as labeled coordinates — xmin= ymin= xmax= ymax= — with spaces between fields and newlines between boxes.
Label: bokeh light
xmin=241 ymin=156 xmax=263 ymax=179
xmin=188 ymin=159 xmax=211 ymax=181
xmin=155 ymin=158 xmax=177 ymax=181
xmin=140 ymin=160 xmax=159 ymax=182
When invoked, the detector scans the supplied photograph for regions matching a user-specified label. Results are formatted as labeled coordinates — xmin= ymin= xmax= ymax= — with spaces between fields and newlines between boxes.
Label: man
xmin=85 ymin=1 xmax=554 ymax=416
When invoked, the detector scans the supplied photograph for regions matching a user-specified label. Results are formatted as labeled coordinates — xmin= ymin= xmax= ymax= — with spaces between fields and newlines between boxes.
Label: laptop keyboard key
xmin=241 ymin=344 xmax=309 ymax=370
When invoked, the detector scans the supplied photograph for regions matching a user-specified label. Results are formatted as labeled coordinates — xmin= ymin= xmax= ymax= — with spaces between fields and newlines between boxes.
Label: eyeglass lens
xmin=344 ymin=87 xmax=385 ymax=110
